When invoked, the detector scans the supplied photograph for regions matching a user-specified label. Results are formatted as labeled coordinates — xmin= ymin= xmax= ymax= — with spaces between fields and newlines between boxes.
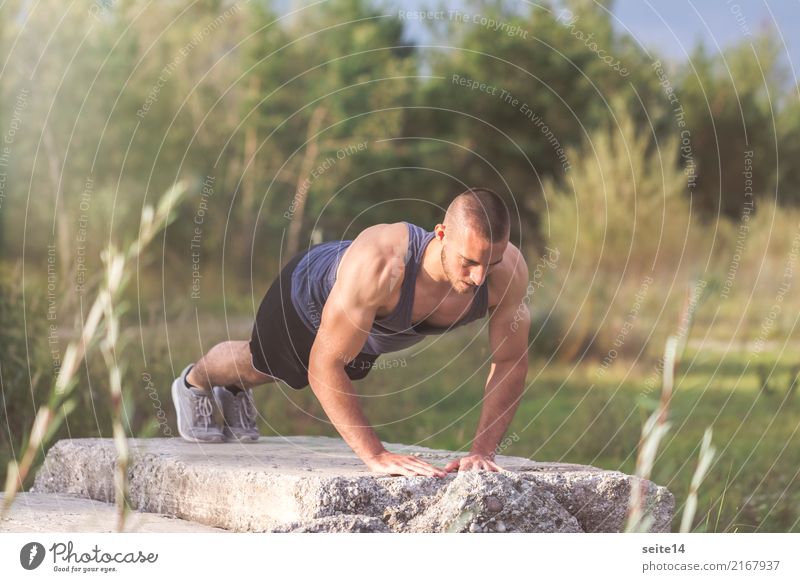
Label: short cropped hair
xmin=445 ymin=188 xmax=510 ymax=242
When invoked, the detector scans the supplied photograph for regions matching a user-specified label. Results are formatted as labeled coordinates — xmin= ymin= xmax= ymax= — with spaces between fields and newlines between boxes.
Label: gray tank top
xmin=291 ymin=221 xmax=490 ymax=356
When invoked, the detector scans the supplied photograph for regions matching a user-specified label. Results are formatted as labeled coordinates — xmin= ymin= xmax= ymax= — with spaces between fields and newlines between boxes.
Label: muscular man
xmin=171 ymin=188 xmax=531 ymax=477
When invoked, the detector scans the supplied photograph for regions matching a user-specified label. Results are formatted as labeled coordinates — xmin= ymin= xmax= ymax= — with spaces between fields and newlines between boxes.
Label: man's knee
xmin=238 ymin=342 xmax=276 ymax=386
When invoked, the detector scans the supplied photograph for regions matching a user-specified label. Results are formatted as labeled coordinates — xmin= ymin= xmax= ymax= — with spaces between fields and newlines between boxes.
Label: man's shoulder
xmin=346 ymin=222 xmax=409 ymax=265
xmin=356 ymin=221 xmax=408 ymax=245
xmin=335 ymin=222 xmax=411 ymax=304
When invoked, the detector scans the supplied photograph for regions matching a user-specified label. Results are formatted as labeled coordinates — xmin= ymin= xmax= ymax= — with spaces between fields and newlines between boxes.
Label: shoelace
xmin=194 ymin=395 xmax=214 ymax=428
xmin=237 ymin=391 xmax=256 ymax=429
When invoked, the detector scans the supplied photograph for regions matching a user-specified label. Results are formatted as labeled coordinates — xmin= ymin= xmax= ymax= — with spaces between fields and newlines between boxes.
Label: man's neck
xmin=418 ymin=237 xmax=451 ymax=291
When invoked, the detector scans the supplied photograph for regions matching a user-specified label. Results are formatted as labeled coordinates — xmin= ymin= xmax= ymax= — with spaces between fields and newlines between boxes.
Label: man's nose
xmin=470 ymin=267 xmax=486 ymax=285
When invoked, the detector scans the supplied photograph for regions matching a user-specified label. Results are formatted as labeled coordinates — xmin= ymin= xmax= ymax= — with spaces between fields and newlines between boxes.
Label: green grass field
xmin=3 ymin=320 xmax=798 ymax=532
xmin=242 ymin=328 xmax=800 ymax=533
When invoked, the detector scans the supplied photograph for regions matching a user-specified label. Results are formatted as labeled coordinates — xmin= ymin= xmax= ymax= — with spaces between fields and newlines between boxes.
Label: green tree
xmin=409 ymin=0 xmax=662 ymax=253
xmin=676 ymin=34 xmax=784 ymax=220
xmin=242 ymin=0 xmax=416 ymax=263
xmin=776 ymin=95 xmax=800 ymax=207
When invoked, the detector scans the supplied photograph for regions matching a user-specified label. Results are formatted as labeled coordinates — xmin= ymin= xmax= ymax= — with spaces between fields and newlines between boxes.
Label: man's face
xmin=439 ymin=226 xmax=507 ymax=295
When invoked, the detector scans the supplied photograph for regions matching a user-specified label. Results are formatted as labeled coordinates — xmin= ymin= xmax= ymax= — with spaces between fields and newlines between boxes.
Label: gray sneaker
xmin=171 ymin=364 xmax=225 ymax=443
xmin=212 ymin=386 xmax=260 ymax=442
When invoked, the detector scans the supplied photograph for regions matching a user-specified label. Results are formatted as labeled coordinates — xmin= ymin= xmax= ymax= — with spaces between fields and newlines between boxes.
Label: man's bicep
xmin=489 ymin=258 xmax=531 ymax=366
xmin=310 ymin=277 xmax=377 ymax=369
xmin=309 ymin=232 xmax=391 ymax=371
xmin=489 ymin=298 xmax=530 ymax=366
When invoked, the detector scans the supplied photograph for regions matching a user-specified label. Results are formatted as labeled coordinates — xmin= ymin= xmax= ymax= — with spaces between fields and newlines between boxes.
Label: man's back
xmin=291 ymin=221 xmax=489 ymax=356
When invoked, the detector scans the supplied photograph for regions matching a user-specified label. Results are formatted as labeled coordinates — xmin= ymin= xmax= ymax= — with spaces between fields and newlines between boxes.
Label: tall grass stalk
xmin=624 ymin=338 xmax=675 ymax=532
xmin=625 ymin=281 xmax=713 ymax=532
xmin=99 ymin=246 xmax=129 ymax=531
xmin=2 ymin=182 xmax=187 ymax=529
xmin=680 ymin=428 xmax=716 ymax=532
xmin=714 ymin=461 xmax=735 ymax=532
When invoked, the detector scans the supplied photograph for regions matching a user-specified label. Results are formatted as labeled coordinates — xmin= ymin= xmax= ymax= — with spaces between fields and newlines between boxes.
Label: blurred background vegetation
xmin=0 ymin=0 xmax=798 ymax=532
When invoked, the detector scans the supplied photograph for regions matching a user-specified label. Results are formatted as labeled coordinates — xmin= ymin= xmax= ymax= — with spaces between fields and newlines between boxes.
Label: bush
xmin=539 ymin=104 xmax=700 ymax=362
xmin=0 ymin=262 xmax=53 ymax=485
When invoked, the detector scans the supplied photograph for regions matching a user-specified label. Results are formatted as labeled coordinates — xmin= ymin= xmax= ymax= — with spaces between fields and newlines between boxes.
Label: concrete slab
xmin=32 ymin=437 xmax=674 ymax=533
xmin=0 ymin=492 xmax=225 ymax=533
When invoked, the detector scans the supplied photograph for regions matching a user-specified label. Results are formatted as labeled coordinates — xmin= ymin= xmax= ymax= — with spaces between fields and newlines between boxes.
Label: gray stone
xmin=0 ymin=492 xmax=224 ymax=533
xmin=403 ymin=471 xmax=582 ymax=533
xmin=521 ymin=468 xmax=675 ymax=532
xmin=272 ymin=514 xmax=390 ymax=533
xmin=32 ymin=437 xmax=674 ymax=533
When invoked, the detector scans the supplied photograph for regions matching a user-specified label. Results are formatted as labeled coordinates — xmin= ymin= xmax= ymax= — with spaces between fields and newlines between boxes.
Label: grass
xmin=239 ymin=326 xmax=798 ymax=532
xmin=1 ymin=182 xmax=188 ymax=530
xmin=1 ymin=314 xmax=797 ymax=532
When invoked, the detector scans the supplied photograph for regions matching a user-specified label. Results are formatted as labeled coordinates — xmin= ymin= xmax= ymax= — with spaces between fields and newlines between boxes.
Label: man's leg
xmin=185 ymin=340 xmax=277 ymax=392
xmin=172 ymin=340 xmax=272 ymax=443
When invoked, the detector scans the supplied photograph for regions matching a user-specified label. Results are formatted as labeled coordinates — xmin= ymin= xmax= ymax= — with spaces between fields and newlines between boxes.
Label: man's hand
xmin=444 ymin=453 xmax=503 ymax=473
xmin=364 ymin=451 xmax=447 ymax=478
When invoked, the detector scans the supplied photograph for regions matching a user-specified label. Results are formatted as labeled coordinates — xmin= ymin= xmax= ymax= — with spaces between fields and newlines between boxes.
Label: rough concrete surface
xmin=0 ymin=492 xmax=224 ymax=533
xmin=33 ymin=437 xmax=674 ymax=533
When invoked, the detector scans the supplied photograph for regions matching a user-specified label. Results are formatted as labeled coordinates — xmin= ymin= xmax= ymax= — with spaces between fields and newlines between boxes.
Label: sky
xmin=366 ymin=0 xmax=800 ymax=77
xmin=610 ymin=0 xmax=799 ymax=68
xmin=274 ymin=0 xmax=800 ymax=86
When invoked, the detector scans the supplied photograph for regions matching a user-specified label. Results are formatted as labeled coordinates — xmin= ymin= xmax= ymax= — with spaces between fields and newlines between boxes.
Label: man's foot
xmin=171 ymin=364 xmax=225 ymax=443
xmin=212 ymin=385 xmax=260 ymax=442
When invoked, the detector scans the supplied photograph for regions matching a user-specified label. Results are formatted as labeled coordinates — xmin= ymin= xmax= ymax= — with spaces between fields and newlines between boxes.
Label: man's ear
xmin=434 ymin=223 xmax=446 ymax=241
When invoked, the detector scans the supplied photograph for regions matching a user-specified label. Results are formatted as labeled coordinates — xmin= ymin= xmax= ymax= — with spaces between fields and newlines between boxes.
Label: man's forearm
xmin=469 ymin=361 xmax=527 ymax=456
xmin=308 ymin=364 xmax=385 ymax=461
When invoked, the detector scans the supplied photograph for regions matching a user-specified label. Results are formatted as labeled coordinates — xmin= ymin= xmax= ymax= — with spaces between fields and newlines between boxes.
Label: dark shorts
xmin=249 ymin=247 xmax=379 ymax=390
